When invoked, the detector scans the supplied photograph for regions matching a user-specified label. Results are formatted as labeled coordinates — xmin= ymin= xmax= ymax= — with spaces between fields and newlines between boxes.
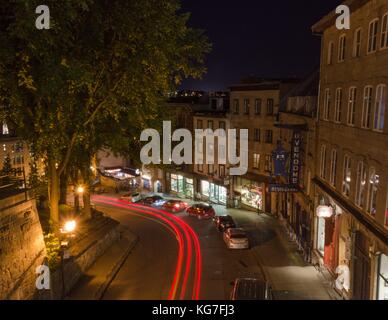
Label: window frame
xmin=330 ymin=149 xmax=338 ymax=186
xmin=338 ymin=34 xmax=346 ymax=62
xmin=342 ymin=155 xmax=352 ymax=197
xmin=347 ymin=87 xmax=357 ymax=126
xmin=373 ymin=84 xmax=386 ymax=132
xmin=334 ymin=88 xmax=343 ymax=123
xmin=353 ymin=28 xmax=362 ymax=57
xmin=367 ymin=19 xmax=379 ymax=54
xmin=362 ymin=86 xmax=373 ymax=129
xmin=380 ymin=13 xmax=388 ymax=50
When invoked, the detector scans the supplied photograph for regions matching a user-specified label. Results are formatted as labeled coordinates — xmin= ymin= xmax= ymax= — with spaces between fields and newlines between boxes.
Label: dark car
xmin=230 ymin=278 xmax=273 ymax=300
xmin=135 ymin=195 xmax=165 ymax=207
xmin=162 ymin=200 xmax=189 ymax=213
xmin=214 ymin=215 xmax=236 ymax=232
xmin=186 ymin=203 xmax=215 ymax=220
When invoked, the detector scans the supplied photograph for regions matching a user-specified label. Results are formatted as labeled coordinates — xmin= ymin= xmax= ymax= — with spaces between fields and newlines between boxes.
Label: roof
xmin=229 ymin=78 xmax=300 ymax=92
xmin=312 ymin=0 xmax=370 ymax=34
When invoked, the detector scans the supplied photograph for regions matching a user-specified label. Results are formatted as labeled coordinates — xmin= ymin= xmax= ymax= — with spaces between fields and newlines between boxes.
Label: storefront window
xmin=185 ymin=178 xmax=194 ymax=198
xmin=219 ymin=186 xmax=227 ymax=205
xmin=201 ymin=180 xmax=210 ymax=197
xmin=171 ymin=174 xmax=178 ymax=192
xmin=377 ymin=254 xmax=388 ymax=300
xmin=317 ymin=217 xmax=325 ymax=256
xmin=241 ymin=185 xmax=263 ymax=210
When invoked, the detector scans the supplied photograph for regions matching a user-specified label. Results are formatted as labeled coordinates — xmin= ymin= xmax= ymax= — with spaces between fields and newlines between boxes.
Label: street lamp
xmin=76 ymin=185 xmax=85 ymax=194
xmin=59 ymin=219 xmax=77 ymax=299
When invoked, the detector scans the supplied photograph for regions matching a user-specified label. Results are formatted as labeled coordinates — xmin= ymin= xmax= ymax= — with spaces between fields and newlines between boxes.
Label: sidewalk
xmin=67 ymin=227 xmax=138 ymax=300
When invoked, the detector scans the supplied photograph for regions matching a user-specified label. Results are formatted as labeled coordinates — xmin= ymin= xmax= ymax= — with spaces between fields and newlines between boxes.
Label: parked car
xmin=119 ymin=192 xmax=142 ymax=203
xmin=214 ymin=215 xmax=236 ymax=232
xmin=135 ymin=195 xmax=165 ymax=207
xmin=230 ymin=278 xmax=273 ymax=300
xmin=223 ymin=228 xmax=250 ymax=249
xmin=186 ymin=203 xmax=215 ymax=219
xmin=162 ymin=200 xmax=189 ymax=213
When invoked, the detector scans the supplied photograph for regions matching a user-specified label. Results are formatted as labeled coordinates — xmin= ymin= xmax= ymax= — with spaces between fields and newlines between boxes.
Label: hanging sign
xmin=290 ymin=131 xmax=301 ymax=186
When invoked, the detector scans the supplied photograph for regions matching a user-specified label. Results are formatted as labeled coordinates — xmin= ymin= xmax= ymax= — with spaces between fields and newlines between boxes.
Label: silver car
xmin=223 ymin=228 xmax=250 ymax=249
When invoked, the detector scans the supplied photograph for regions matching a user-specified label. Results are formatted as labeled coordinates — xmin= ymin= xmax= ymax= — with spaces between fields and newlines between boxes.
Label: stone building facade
xmin=312 ymin=0 xmax=388 ymax=300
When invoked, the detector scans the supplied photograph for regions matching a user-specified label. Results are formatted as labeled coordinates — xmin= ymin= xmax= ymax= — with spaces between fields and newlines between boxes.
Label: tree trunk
xmin=48 ymin=159 xmax=60 ymax=229
xmin=83 ymin=190 xmax=92 ymax=220
xmin=59 ymin=171 xmax=68 ymax=205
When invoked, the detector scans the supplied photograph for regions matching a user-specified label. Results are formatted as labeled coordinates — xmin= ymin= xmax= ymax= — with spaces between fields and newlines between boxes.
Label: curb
xmin=94 ymin=232 xmax=139 ymax=300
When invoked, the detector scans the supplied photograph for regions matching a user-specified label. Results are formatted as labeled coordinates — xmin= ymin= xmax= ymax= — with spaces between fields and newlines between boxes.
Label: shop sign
xmin=290 ymin=131 xmax=301 ymax=185
xmin=268 ymin=184 xmax=298 ymax=193
xmin=316 ymin=205 xmax=334 ymax=218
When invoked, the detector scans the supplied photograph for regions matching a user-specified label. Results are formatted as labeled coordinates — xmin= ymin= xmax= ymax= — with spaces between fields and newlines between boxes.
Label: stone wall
xmin=0 ymin=195 xmax=46 ymax=300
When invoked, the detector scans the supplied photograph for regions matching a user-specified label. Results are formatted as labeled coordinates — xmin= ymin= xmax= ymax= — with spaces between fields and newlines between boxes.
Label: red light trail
xmin=92 ymin=195 xmax=202 ymax=300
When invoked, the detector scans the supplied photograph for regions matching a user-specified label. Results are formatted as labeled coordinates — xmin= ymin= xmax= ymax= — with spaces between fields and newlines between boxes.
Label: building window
xmin=219 ymin=121 xmax=226 ymax=130
xmin=347 ymin=87 xmax=357 ymax=126
xmin=219 ymin=165 xmax=225 ymax=178
xmin=368 ymin=19 xmax=379 ymax=53
xmin=233 ymin=99 xmax=239 ymax=114
xmin=208 ymin=164 xmax=214 ymax=175
xmin=255 ymin=98 xmax=262 ymax=115
xmin=338 ymin=34 xmax=346 ymax=62
xmin=208 ymin=120 xmax=213 ymax=130
xmin=327 ymin=41 xmax=334 ymax=65
xmin=329 ymin=149 xmax=337 ymax=186
xmin=356 ymin=161 xmax=367 ymax=208
xmin=253 ymin=153 xmax=260 ymax=169
xmin=353 ymin=28 xmax=362 ymax=57
xmin=381 ymin=13 xmax=388 ymax=49
xmin=265 ymin=130 xmax=273 ymax=144
xmin=367 ymin=168 xmax=379 ymax=218
xmin=197 ymin=119 xmax=203 ymax=129
xmin=342 ymin=155 xmax=352 ymax=197
xmin=320 ymin=144 xmax=327 ymax=179
xmin=334 ymin=88 xmax=343 ymax=123
xmin=265 ymin=154 xmax=272 ymax=172
xmin=374 ymin=84 xmax=386 ymax=132
xmin=197 ymin=164 xmax=203 ymax=172
xmin=244 ymin=98 xmax=250 ymax=114
xmin=323 ymin=89 xmax=331 ymax=120
xmin=267 ymin=99 xmax=274 ymax=115
xmin=362 ymin=86 xmax=373 ymax=128
xmin=254 ymin=128 xmax=260 ymax=142
xmin=2 ymin=123 xmax=9 ymax=135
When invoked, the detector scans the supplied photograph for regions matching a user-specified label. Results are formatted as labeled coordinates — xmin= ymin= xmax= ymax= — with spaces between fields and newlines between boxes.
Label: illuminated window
xmin=367 ymin=168 xmax=379 ymax=218
xmin=266 ymin=99 xmax=274 ymax=115
xmin=342 ymin=155 xmax=352 ymax=197
xmin=265 ymin=154 xmax=272 ymax=172
xmin=356 ymin=161 xmax=367 ymax=208
xmin=2 ymin=123 xmax=9 ymax=135
xmin=347 ymin=87 xmax=357 ymax=126
xmin=253 ymin=154 xmax=260 ymax=169
xmin=362 ymin=86 xmax=373 ymax=128
xmin=368 ymin=19 xmax=379 ymax=53
xmin=373 ymin=84 xmax=386 ymax=132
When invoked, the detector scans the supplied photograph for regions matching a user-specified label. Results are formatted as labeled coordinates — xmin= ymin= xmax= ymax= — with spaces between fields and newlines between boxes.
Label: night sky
xmin=181 ymin=0 xmax=343 ymax=91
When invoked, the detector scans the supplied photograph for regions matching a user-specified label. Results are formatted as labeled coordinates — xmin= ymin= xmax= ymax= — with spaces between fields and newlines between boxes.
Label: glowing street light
xmin=76 ymin=185 xmax=85 ymax=194
xmin=63 ymin=220 xmax=76 ymax=233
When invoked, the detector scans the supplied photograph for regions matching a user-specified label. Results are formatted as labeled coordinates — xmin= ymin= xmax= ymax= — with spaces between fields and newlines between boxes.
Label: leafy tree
xmin=0 ymin=0 xmax=210 ymax=228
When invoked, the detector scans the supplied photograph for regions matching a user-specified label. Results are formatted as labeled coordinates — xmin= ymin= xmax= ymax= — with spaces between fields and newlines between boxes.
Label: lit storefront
xmin=200 ymin=180 xmax=227 ymax=205
xmin=377 ymin=254 xmax=388 ymax=300
xmin=233 ymin=177 xmax=265 ymax=211
xmin=170 ymin=174 xmax=194 ymax=199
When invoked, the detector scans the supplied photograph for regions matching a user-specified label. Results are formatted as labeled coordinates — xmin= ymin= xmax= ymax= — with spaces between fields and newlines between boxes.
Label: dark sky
xmin=180 ymin=0 xmax=342 ymax=91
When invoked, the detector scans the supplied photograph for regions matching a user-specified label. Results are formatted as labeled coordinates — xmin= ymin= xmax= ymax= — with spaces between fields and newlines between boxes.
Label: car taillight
xmin=174 ymin=203 xmax=180 ymax=209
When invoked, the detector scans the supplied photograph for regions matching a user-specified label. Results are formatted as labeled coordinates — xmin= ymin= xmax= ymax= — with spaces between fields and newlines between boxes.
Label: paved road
xmin=91 ymin=195 xmax=265 ymax=300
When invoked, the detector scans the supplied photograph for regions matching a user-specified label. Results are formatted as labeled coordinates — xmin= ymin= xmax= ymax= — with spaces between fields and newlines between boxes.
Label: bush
xmin=44 ymin=233 xmax=61 ymax=271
